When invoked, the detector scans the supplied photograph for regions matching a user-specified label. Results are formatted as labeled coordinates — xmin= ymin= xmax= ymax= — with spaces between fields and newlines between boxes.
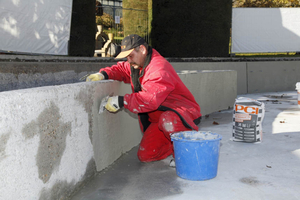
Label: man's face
xmin=126 ymin=46 xmax=146 ymax=69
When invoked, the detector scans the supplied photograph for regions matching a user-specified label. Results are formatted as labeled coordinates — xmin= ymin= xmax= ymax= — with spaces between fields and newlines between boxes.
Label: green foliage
xmin=96 ymin=13 xmax=123 ymax=29
xmin=123 ymin=0 xmax=148 ymax=37
xmin=233 ymin=0 xmax=300 ymax=7
xmin=96 ymin=14 xmax=124 ymax=38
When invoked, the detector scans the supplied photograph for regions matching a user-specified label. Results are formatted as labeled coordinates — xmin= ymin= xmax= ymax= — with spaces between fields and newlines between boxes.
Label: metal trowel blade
xmin=99 ymin=95 xmax=109 ymax=114
xmin=79 ymin=74 xmax=90 ymax=81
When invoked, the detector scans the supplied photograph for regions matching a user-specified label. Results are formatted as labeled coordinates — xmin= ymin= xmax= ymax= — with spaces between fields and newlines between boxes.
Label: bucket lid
xmin=171 ymin=131 xmax=222 ymax=142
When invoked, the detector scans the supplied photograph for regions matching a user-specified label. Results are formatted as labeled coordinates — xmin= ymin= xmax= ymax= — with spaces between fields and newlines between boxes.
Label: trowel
xmin=79 ymin=74 xmax=90 ymax=81
xmin=99 ymin=95 xmax=109 ymax=114
xmin=99 ymin=92 xmax=114 ymax=114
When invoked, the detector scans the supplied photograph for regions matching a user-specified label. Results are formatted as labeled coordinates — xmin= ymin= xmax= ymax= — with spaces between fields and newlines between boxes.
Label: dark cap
xmin=115 ymin=34 xmax=145 ymax=59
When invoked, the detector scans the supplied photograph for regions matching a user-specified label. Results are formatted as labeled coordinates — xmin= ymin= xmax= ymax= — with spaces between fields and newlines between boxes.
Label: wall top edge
xmin=1 ymin=54 xmax=300 ymax=63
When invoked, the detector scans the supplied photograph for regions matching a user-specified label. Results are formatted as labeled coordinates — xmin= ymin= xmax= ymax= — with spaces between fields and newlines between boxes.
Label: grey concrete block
xmin=172 ymin=62 xmax=246 ymax=95
xmin=178 ymin=70 xmax=237 ymax=115
xmin=247 ymin=61 xmax=300 ymax=93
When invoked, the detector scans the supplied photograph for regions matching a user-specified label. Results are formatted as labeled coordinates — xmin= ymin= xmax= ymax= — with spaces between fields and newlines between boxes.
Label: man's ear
xmin=140 ymin=45 xmax=147 ymax=55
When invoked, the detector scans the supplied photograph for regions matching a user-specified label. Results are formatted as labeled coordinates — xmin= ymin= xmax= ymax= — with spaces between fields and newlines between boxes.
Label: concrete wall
xmin=178 ymin=70 xmax=237 ymax=115
xmin=0 ymin=70 xmax=236 ymax=199
xmin=247 ymin=61 xmax=300 ymax=93
xmin=171 ymin=60 xmax=300 ymax=94
xmin=1 ymin=56 xmax=299 ymax=94
xmin=0 ymin=81 xmax=142 ymax=200
xmin=0 ymin=62 xmax=104 ymax=92
xmin=172 ymin=62 xmax=247 ymax=94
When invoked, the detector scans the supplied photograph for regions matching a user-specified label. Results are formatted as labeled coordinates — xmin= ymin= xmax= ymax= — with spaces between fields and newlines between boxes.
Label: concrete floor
xmin=70 ymin=91 xmax=300 ymax=200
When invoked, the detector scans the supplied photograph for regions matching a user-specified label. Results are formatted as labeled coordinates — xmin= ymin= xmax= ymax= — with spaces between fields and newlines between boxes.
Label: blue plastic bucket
xmin=171 ymin=131 xmax=222 ymax=181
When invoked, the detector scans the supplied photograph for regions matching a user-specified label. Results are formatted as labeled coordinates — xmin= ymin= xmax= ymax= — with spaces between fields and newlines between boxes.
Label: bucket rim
xmin=171 ymin=131 xmax=222 ymax=142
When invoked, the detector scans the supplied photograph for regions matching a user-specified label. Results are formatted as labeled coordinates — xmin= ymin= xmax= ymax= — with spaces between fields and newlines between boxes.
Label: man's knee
xmin=137 ymin=144 xmax=172 ymax=162
xmin=137 ymin=145 xmax=156 ymax=162
xmin=158 ymin=111 xmax=179 ymax=134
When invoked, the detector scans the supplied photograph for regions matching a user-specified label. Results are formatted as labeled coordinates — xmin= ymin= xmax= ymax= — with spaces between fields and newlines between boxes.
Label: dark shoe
xmin=169 ymin=159 xmax=176 ymax=168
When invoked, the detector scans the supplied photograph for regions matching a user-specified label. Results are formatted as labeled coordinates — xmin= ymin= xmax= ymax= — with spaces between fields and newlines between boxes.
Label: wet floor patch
xmin=70 ymin=147 xmax=183 ymax=200
xmin=240 ymin=177 xmax=260 ymax=186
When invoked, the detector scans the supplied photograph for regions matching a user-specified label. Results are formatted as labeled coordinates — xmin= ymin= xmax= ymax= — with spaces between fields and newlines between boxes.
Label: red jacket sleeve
xmin=99 ymin=61 xmax=131 ymax=84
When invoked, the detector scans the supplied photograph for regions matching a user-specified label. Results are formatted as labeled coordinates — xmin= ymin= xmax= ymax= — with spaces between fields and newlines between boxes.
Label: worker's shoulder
xmin=149 ymin=56 xmax=175 ymax=74
xmin=151 ymin=50 xmax=170 ymax=64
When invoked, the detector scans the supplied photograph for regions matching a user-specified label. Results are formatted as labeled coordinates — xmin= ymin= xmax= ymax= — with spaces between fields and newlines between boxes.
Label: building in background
xmin=98 ymin=0 xmax=123 ymax=19
xmin=99 ymin=0 xmax=122 ymax=7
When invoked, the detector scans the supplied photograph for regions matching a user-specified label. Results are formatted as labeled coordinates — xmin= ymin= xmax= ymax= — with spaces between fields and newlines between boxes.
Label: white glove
xmin=86 ymin=72 xmax=105 ymax=82
xmin=105 ymin=96 xmax=120 ymax=112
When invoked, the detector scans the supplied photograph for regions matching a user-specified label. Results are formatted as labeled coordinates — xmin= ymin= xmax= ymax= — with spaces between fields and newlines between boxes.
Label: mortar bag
xmin=232 ymin=97 xmax=265 ymax=143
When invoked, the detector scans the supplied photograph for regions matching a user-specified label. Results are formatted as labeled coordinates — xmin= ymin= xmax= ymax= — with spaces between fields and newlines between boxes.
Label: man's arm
xmin=99 ymin=61 xmax=131 ymax=83
xmin=85 ymin=61 xmax=131 ymax=83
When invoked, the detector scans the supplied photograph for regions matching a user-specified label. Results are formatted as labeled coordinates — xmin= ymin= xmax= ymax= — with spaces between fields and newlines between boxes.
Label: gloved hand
xmin=105 ymin=96 xmax=120 ymax=112
xmin=86 ymin=72 xmax=105 ymax=82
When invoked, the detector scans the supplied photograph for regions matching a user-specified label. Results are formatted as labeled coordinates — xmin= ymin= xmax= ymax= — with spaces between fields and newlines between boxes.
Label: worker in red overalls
xmin=86 ymin=34 xmax=201 ymax=166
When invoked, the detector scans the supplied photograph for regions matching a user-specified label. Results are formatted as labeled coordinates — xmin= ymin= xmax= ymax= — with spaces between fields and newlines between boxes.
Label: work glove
xmin=86 ymin=72 xmax=105 ymax=82
xmin=105 ymin=96 xmax=121 ymax=112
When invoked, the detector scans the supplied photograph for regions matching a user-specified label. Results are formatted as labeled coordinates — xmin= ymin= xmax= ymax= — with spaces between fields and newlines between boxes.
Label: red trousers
xmin=137 ymin=110 xmax=196 ymax=162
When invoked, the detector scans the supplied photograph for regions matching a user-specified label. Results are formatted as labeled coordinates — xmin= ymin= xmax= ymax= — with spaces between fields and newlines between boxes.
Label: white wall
xmin=232 ymin=8 xmax=300 ymax=53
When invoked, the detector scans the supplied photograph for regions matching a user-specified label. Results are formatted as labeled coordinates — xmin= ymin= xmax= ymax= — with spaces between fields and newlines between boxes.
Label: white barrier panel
xmin=232 ymin=8 xmax=300 ymax=53
xmin=0 ymin=0 xmax=72 ymax=55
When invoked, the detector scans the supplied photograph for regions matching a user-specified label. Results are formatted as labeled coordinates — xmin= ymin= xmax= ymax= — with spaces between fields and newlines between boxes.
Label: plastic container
xmin=296 ymin=82 xmax=300 ymax=106
xmin=171 ymin=131 xmax=222 ymax=181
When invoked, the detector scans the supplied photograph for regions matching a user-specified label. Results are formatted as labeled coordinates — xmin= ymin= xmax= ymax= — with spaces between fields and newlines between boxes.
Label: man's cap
xmin=115 ymin=34 xmax=145 ymax=59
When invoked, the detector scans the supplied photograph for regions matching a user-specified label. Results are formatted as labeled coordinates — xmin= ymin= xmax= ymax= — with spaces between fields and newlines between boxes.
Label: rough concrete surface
xmin=0 ymin=81 xmax=141 ymax=200
xmin=70 ymin=91 xmax=300 ymax=200
xmin=0 ymin=83 xmax=95 ymax=200
xmin=0 ymin=62 xmax=112 ymax=92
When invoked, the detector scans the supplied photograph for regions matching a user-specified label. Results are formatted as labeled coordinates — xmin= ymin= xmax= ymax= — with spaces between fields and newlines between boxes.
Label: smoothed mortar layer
xmin=22 ymin=102 xmax=72 ymax=183
xmin=76 ymin=85 xmax=95 ymax=142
